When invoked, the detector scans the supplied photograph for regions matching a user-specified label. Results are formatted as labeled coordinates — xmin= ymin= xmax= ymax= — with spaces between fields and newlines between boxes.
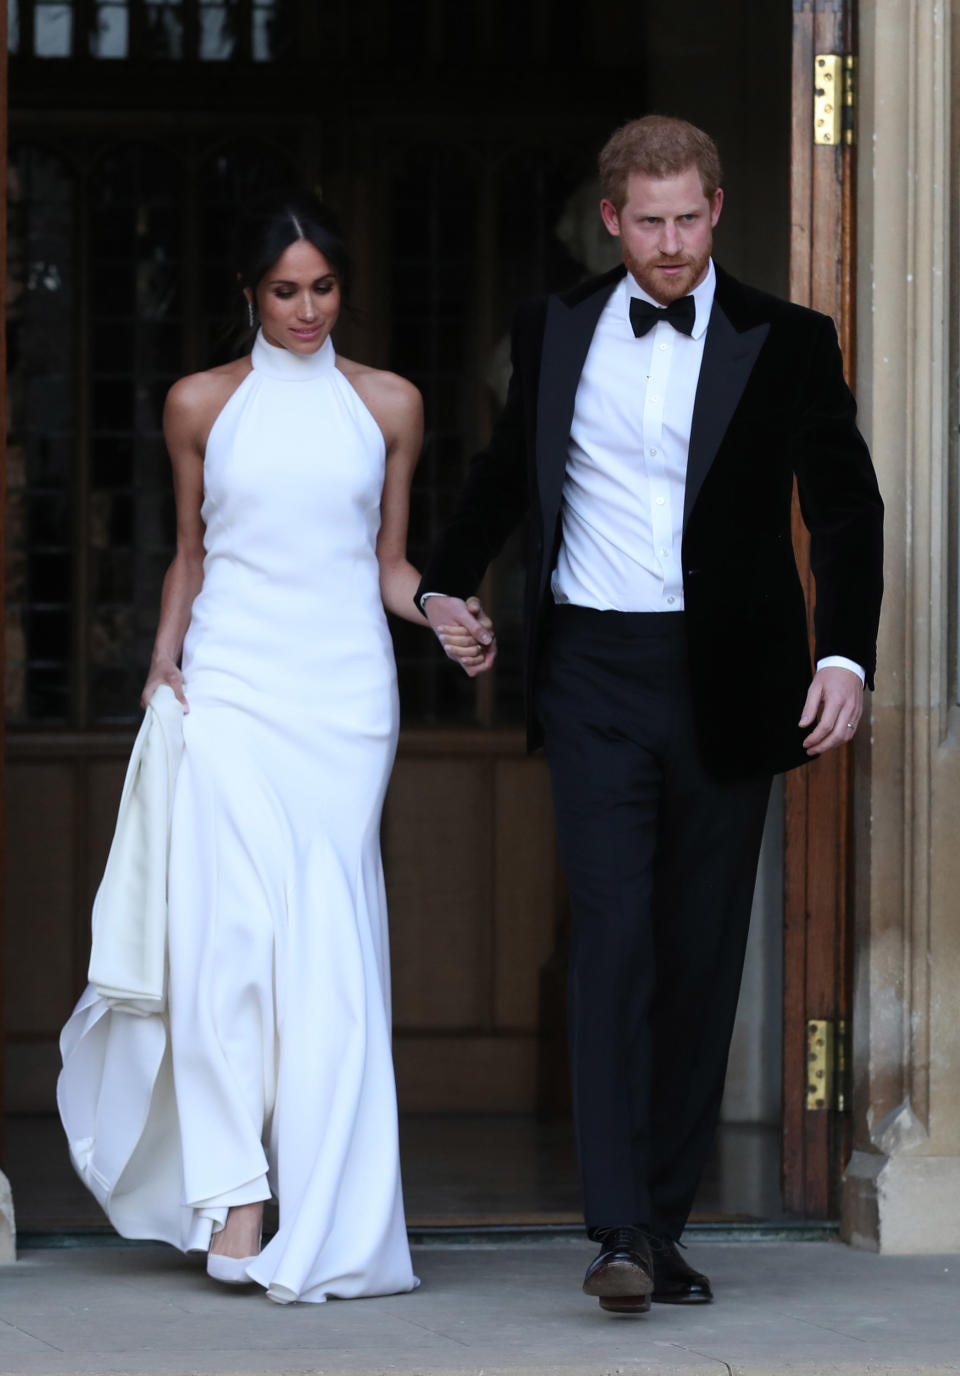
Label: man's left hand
xmin=799 ymin=667 xmax=864 ymax=756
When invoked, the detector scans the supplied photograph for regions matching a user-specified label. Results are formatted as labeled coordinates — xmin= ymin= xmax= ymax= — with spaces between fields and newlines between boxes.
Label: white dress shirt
xmin=549 ymin=260 xmax=863 ymax=683
xmin=551 ymin=261 xmax=715 ymax=613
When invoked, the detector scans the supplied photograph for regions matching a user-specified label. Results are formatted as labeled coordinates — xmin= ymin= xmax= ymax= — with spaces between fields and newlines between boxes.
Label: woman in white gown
xmin=61 ymin=195 xmax=493 ymax=1304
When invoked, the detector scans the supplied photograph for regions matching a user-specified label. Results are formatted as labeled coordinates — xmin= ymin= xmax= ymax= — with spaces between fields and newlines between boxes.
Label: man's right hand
xmin=424 ymin=595 xmax=498 ymax=678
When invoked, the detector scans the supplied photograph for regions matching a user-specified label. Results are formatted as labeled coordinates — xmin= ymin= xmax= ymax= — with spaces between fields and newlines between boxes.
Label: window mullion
xmin=128 ymin=0 xmax=147 ymax=59
xmin=19 ymin=0 xmax=37 ymax=58
xmin=235 ymin=0 xmax=252 ymax=61
xmin=73 ymin=0 xmax=96 ymax=57
xmin=183 ymin=0 xmax=199 ymax=60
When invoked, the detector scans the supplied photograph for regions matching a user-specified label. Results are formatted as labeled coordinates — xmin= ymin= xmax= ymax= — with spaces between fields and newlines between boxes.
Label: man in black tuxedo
xmin=416 ymin=117 xmax=883 ymax=1314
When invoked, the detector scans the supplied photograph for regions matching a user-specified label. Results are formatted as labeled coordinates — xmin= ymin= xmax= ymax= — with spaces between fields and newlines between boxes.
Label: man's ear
xmin=710 ymin=188 xmax=724 ymax=229
xmin=600 ymin=198 xmax=622 ymax=238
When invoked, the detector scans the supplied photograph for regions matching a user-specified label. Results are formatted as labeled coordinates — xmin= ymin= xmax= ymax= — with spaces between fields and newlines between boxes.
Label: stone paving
xmin=1 ymin=1236 xmax=959 ymax=1375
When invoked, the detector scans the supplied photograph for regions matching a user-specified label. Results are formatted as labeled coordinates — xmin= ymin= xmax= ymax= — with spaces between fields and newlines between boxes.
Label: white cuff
xmin=419 ymin=591 xmax=443 ymax=611
xmin=816 ymin=655 xmax=865 ymax=684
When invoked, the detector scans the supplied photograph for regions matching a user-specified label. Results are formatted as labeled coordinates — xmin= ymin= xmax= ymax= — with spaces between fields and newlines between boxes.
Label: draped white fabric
xmin=59 ymin=331 xmax=417 ymax=1304
xmin=87 ymin=683 xmax=183 ymax=1012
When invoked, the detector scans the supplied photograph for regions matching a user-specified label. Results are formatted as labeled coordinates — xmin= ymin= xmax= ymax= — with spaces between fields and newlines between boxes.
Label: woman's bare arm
xmin=342 ymin=360 xmax=495 ymax=672
xmin=140 ymin=365 xmax=246 ymax=709
xmin=361 ymin=370 xmax=430 ymax=625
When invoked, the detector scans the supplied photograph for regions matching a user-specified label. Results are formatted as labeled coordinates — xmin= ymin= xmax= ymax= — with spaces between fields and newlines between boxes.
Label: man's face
xmin=600 ymin=166 xmax=723 ymax=305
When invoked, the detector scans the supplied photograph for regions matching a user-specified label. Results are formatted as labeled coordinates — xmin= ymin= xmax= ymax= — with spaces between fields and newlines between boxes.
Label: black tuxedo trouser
xmin=536 ymin=606 xmax=773 ymax=1240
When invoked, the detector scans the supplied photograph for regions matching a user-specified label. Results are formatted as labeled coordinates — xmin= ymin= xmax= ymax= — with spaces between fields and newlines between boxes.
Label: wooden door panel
xmin=385 ymin=739 xmax=560 ymax=1113
xmin=784 ymin=0 xmax=857 ymax=1217
xmin=493 ymin=760 xmax=559 ymax=1030
xmin=1 ymin=0 xmax=8 ymax=1149
xmin=3 ymin=733 xmax=560 ymax=1116
xmin=3 ymin=763 xmax=76 ymax=1035
xmin=385 ymin=756 xmax=493 ymax=1030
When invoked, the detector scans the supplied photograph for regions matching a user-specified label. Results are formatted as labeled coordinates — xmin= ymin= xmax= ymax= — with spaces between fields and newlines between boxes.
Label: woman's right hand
xmin=141 ymin=658 xmax=189 ymax=713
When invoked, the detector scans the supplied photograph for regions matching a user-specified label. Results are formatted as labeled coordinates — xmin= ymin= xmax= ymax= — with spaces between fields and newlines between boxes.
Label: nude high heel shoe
xmin=206 ymin=1219 xmax=262 ymax=1286
xmin=206 ymin=1249 xmax=258 ymax=1285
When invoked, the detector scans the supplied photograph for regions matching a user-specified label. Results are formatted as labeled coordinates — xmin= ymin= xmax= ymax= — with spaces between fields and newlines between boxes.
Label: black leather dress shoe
xmin=648 ymin=1235 xmax=713 ymax=1303
xmin=582 ymin=1227 xmax=654 ymax=1313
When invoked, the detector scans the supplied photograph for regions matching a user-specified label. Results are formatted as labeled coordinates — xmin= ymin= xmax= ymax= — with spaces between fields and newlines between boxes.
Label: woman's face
xmin=248 ymin=240 xmax=341 ymax=355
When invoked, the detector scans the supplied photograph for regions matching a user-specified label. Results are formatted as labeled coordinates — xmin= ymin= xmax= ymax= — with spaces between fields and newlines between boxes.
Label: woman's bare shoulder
xmin=336 ymin=357 xmax=422 ymax=413
xmin=164 ymin=358 xmax=253 ymax=452
xmin=166 ymin=357 xmax=252 ymax=417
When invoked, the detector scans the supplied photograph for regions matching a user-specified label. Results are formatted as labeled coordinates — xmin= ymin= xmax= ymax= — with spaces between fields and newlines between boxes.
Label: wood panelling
xmin=4 ymin=731 xmax=561 ymax=1114
xmin=493 ymin=760 xmax=558 ymax=1030
xmin=384 ymin=756 xmax=492 ymax=1030
xmin=393 ymin=1034 xmax=537 ymax=1114
xmin=3 ymin=1043 xmax=60 ymax=1114
xmin=83 ymin=758 xmax=127 ymax=950
xmin=3 ymin=762 xmax=76 ymax=1034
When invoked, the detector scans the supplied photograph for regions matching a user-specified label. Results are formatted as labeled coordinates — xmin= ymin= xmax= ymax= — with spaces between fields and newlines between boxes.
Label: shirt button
xmin=659 ymin=548 xmax=668 ymax=556
xmin=660 ymin=343 xmax=669 ymax=351
xmin=656 ymin=497 xmax=665 ymax=506
xmin=667 ymin=596 xmax=676 ymax=605
xmin=649 ymin=447 xmax=658 ymax=456
xmin=649 ymin=394 xmax=658 ymax=402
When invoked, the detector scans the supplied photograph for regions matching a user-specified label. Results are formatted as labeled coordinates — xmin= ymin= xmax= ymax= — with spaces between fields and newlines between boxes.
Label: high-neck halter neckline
xmin=251 ymin=329 xmax=336 ymax=380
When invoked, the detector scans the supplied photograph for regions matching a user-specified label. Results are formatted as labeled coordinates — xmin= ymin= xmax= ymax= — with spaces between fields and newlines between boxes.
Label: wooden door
xmin=783 ymin=0 xmax=858 ymax=1217
xmin=0 ymin=0 xmax=9 ymax=1159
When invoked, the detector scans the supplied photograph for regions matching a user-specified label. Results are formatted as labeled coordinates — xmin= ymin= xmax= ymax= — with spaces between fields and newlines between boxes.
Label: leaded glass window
xmin=8 ymin=0 xmax=297 ymax=60
xmin=6 ymin=148 xmax=77 ymax=724
xmin=88 ymin=145 xmax=183 ymax=721
xmin=5 ymin=137 xmax=301 ymax=727
xmin=90 ymin=1 xmax=129 ymax=57
xmin=33 ymin=2 xmax=73 ymax=55
xmin=200 ymin=140 xmax=299 ymax=360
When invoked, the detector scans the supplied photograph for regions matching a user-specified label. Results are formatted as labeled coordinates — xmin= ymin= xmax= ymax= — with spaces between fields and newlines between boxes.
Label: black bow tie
xmin=629 ymin=294 xmax=696 ymax=338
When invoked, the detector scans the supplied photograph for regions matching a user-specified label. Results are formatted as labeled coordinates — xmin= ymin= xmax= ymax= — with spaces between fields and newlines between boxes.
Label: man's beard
xmin=624 ymin=240 xmax=712 ymax=305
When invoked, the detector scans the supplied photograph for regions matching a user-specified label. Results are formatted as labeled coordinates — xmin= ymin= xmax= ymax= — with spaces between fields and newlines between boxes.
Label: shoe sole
xmin=583 ymin=1258 xmax=654 ymax=1301
xmin=599 ymin=1293 xmax=651 ymax=1313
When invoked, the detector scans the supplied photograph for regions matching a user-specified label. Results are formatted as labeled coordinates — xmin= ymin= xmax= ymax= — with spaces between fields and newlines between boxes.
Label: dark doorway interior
xmin=3 ymin=0 xmax=793 ymax=1233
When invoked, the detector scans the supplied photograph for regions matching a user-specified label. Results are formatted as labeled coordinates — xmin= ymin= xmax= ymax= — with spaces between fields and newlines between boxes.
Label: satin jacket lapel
xmin=684 ymin=303 xmax=770 ymax=528
xmin=535 ymin=277 xmax=620 ymax=584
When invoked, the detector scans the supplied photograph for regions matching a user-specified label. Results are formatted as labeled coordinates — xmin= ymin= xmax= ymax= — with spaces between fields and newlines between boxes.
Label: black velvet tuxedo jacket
xmin=416 ymin=264 xmax=884 ymax=779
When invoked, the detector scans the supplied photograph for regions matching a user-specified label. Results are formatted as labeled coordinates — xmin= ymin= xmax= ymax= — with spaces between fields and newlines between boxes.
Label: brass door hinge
xmin=814 ymin=54 xmax=857 ymax=147
xmin=806 ymin=1018 xmax=850 ymax=1111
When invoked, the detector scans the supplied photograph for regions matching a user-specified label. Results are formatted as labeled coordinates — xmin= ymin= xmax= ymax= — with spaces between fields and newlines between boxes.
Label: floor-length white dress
xmin=59 ymin=329 xmax=418 ymax=1305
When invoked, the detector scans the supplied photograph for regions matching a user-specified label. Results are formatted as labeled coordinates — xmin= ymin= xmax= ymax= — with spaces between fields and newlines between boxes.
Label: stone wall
xmin=0 ymin=1171 xmax=15 ymax=1263
xmin=843 ymin=0 xmax=960 ymax=1254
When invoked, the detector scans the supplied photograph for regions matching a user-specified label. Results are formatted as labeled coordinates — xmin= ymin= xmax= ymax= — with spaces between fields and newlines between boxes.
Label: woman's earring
xmin=247 ymin=300 xmax=256 ymax=329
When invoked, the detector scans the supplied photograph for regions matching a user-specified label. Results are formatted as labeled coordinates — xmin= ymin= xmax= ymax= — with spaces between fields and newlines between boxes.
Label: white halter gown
xmin=60 ymin=330 xmax=417 ymax=1305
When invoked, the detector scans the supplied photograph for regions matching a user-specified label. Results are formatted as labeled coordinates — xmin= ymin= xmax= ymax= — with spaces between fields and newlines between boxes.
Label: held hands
xmin=425 ymin=595 xmax=497 ymax=678
xmin=140 ymin=656 xmax=190 ymax=713
xmin=799 ymin=666 xmax=863 ymax=756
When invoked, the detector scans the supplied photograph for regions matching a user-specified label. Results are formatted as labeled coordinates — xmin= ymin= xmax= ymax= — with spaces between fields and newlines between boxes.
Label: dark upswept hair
xmin=235 ymin=190 xmax=353 ymax=300
xmin=598 ymin=116 xmax=723 ymax=209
